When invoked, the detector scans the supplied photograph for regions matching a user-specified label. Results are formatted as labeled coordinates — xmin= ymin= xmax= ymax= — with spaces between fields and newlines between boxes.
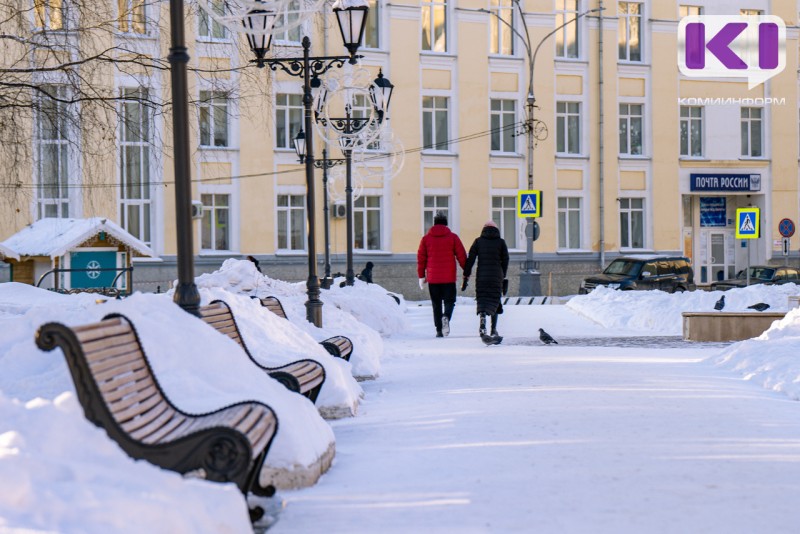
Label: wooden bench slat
xmin=110 ymin=391 xmax=162 ymax=423
xmin=87 ymin=347 xmax=145 ymax=374
xmin=130 ymin=409 xmax=185 ymax=442
xmin=96 ymin=362 xmax=148 ymax=385
xmin=70 ymin=317 xmax=124 ymax=334
xmin=75 ymin=322 xmax=135 ymax=344
xmin=103 ymin=377 xmax=156 ymax=403
xmin=83 ymin=332 xmax=140 ymax=360
xmin=123 ymin=402 xmax=176 ymax=436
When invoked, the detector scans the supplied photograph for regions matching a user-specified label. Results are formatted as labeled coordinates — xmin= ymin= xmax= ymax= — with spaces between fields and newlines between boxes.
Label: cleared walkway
xmin=271 ymin=304 xmax=800 ymax=534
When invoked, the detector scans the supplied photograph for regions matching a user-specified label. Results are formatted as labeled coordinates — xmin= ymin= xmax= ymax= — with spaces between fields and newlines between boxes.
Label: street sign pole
xmin=746 ymin=240 xmax=750 ymax=286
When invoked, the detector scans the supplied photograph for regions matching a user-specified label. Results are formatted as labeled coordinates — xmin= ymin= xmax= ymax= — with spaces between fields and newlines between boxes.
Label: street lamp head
xmin=369 ymin=69 xmax=394 ymax=121
xmin=242 ymin=6 xmax=277 ymax=68
xmin=332 ymin=0 xmax=369 ymax=63
xmin=293 ymin=129 xmax=306 ymax=163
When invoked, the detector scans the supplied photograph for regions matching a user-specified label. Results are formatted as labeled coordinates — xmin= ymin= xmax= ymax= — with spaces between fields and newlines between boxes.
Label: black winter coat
xmin=463 ymin=226 xmax=509 ymax=315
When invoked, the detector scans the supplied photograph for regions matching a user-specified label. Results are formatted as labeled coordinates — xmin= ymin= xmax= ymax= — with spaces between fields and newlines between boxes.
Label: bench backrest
xmin=199 ymin=301 xmax=253 ymax=355
xmin=259 ymin=296 xmax=288 ymax=320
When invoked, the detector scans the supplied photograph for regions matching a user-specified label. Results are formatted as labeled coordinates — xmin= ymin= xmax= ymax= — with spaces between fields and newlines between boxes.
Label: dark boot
xmin=490 ymin=314 xmax=499 ymax=337
xmin=479 ymin=313 xmax=487 ymax=336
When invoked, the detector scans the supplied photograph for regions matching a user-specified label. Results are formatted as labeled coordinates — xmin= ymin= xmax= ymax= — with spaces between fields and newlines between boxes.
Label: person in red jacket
xmin=417 ymin=211 xmax=467 ymax=337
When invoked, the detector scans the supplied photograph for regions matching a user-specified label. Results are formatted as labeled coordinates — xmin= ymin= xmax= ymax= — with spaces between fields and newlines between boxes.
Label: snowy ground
xmin=2 ymin=277 xmax=800 ymax=533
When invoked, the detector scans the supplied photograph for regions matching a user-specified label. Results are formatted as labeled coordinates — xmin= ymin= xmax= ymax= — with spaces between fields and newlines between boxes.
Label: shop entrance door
xmin=708 ymin=231 xmax=735 ymax=283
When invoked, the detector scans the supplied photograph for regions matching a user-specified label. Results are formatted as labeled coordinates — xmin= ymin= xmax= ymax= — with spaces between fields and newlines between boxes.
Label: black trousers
xmin=428 ymin=283 xmax=456 ymax=331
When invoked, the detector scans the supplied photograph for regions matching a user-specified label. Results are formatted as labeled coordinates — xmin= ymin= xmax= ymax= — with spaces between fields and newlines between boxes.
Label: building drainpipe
xmin=598 ymin=0 xmax=606 ymax=270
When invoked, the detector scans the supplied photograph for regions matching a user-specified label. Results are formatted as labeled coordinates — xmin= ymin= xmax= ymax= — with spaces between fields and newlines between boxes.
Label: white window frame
xmin=619 ymin=103 xmax=644 ymax=156
xmin=200 ymin=193 xmax=231 ymax=251
xmin=33 ymin=0 xmax=65 ymax=30
xmin=618 ymin=2 xmax=643 ymax=63
xmin=274 ymin=0 xmax=303 ymax=45
xmin=679 ymin=106 xmax=703 ymax=158
xmin=198 ymin=90 xmax=229 ymax=148
xmin=363 ymin=0 xmax=381 ymax=50
xmin=354 ymin=195 xmax=383 ymax=251
xmin=352 ymin=93 xmax=382 ymax=150
xmin=490 ymin=99 xmax=517 ymax=154
xmin=421 ymin=0 xmax=447 ymax=53
xmin=741 ymin=107 xmax=763 ymax=158
xmin=198 ymin=0 xmax=229 ymax=41
xmin=422 ymin=95 xmax=450 ymax=152
xmin=556 ymin=101 xmax=581 ymax=155
xmin=489 ymin=0 xmax=514 ymax=56
xmin=118 ymin=87 xmax=153 ymax=247
xmin=423 ymin=195 xmax=450 ymax=233
xmin=118 ymin=0 xmax=147 ymax=34
xmin=491 ymin=195 xmax=518 ymax=248
xmin=556 ymin=0 xmax=580 ymax=59
xmin=679 ymin=5 xmax=702 ymax=18
xmin=275 ymin=93 xmax=303 ymax=150
xmin=35 ymin=85 xmax=72 ymax=219
xmin=619 ymin=197 xmax=645 ymax=250
xmin=276 ymin=192 xmax=306 ymax=252
xmin=557 ymin=196 xmax=582 ymax=249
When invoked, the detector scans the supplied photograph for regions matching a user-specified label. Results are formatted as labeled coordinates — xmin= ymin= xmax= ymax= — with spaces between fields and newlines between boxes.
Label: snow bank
xmin=711 ymin=307 xmax=800 ymax=400
xmin=0 ymin=392 xmax=251 ymax=534
xmin=566 ymin=284 xmax=800 ymax=335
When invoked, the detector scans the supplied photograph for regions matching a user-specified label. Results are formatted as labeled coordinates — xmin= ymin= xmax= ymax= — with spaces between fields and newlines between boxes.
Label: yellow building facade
xmin=1 ymin=0 xmax=799 ymax=295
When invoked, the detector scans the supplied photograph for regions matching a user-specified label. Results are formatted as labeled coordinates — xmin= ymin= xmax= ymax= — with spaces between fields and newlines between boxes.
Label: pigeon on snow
xmin=714 ymin=295 xmax=725 ymax=311
xmin=539 ymin=328 xmax=558 ymax=345
xmin=748 ymin=302 xmax=770 ymax=312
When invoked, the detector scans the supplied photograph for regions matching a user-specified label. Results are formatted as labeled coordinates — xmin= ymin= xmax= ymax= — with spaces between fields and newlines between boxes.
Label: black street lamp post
xmin=168 ymin=0 xmax=200 ymax=315
xmin=295 ymin=134 xmax=345 ymax=289
xmin=243 ymin=4 xmax=369 ymax=327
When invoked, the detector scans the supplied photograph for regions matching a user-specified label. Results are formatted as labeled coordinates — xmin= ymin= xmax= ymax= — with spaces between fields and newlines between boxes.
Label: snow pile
xmin=711 ymin=307 xmax=800 ymax=400
xmin=566 ymin=284 xmax=800 ymax=335
xmin=0 ymin=392 xmax=251 ymax=534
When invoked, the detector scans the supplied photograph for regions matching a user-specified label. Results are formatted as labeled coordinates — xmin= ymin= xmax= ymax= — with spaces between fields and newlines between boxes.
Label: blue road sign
xmin=779 ymin=218 xmax=795 ymax=238
xmin=735 ymin=208 xmax=760 ymax=239
xmin=517 ymin=190 xmax=541 ymax=218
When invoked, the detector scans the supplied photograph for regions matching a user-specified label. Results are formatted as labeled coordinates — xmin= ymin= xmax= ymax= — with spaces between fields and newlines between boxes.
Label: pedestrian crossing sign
xmin=735 ymin=207 xmax=760 ymax=239
xmin=517 ymin=190 xmax=542 ymax=218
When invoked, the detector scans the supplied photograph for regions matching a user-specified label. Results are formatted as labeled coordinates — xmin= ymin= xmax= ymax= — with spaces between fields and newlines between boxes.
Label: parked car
xmin=579 ymin=256 xmax=696 ymax=294
xmin=710 ymin=265 xmax=800 ymax=291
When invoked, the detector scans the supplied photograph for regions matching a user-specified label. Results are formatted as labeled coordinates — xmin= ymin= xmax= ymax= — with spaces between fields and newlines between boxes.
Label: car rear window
xmin=604 ymin=260 xmax=642 ymax=276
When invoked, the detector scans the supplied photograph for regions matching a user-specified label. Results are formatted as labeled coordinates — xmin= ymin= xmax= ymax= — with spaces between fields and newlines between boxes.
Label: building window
xmin=619 ymin=103 xmax=643 ymax=156
xmin=354 ymin=195 xmax=382 ymax=250
xmin=679 ymin=106 xmax=702 ymax=157
xmin=34 ymin=0 xmax=64 ymax=30
xmin=118 ymin=0 xmax=146 ymax=34
xmin=679 ymin=5 xmax=702 ymax=17
xmin=201 ymin=194 xmax=230 ymax=250
xmin=199 ymin=0 xmax=227 ymax=40
xmin=36 ymin=86 xmax=70 ymax=219
xmin=119 ymin=87 xmax=152 ymax=246
xmin=619 ymin=197 xmax=644 ymax=249
xmin=352 ymin=94 xmax=381 ymax=150
xmin=276 ymin=194 xmax=305 ymax=251
xmin=489 ymin=0 xmax=514 ymax=55
xmin=556 ymin=0 xmax=580 ymax=58
xmin=423 ymin=96 xmax=449 ymax=151
xmin=198 ymin=91 xmax=229 ymax=147
xmin=423 ymin=195 xmax=449 ymax=233
xmin=274 ymin=0 xmax=302 ymax=44
xmin=558 ymin=197 xmax=581 ymax=249
xmin=491 ymin=99 xmax=516 ymax=153
xmin=741 ymin=107 xmax=762 ymax=157
xmin=276 ymin=93 xmax=303 ymax=149
xmin=618 ymin=2 xmax=642 ymax=62
xmin=364 ymin=0 xmax=380 ymax=49
xmin=421 ymin=0 xmax=447 ymax=52
xmin=740 ymin=9 xmax=763 ymax=16
xmin=492 ymin=196 xmax=517 ymax=246
xmin=556 ymin=101 xmax=581 ymax=154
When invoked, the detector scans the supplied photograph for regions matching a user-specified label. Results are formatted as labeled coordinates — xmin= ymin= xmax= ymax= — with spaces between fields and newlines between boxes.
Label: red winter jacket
xmin=417 ymin=224 xmax=468 ymax=284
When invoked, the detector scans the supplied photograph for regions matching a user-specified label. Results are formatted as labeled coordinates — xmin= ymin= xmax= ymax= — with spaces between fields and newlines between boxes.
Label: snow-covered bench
xmin=199 ymin=300 xmax=326 ymax=403
xmin=256 ymin=296 xmax=354 ymax=362
xmin=34 ymin=314 xmax=279 ymax=503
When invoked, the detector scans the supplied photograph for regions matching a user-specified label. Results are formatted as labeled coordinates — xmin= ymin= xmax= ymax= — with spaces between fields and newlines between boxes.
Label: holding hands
xmin=419 ymin=278 xmax=426 ymax=290
xmin=461 ymin=277 xmax=469 ymax=292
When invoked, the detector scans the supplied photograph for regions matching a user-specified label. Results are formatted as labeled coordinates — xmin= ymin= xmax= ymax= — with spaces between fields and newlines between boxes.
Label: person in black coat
xmin=462 ymin=220 xmax=509 ymax=339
